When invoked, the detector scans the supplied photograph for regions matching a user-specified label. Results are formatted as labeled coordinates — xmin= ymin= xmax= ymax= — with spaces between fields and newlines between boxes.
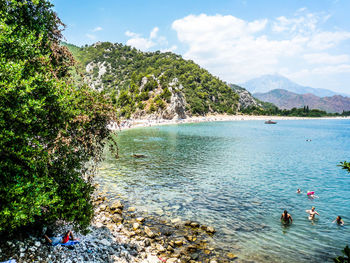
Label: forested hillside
xmin=63 ymin=42 xmax=241 ymax=118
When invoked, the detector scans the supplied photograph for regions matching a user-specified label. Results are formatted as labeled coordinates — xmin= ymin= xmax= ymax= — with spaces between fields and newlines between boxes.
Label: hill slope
xmin=254 ymin=89 xmax=350 ymax=113
xmin=64 ymin=42 xmax=249 ymax=119
xmin=242 ymin=74 xmax=348 ymax=97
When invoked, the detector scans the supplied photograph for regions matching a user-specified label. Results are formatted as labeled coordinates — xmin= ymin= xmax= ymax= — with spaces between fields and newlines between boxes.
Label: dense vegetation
xmin=63 ymin=42 xmax=239 ymax=118
xmin=241 ymin=103 xmax=346 ymax=117
xmin=0 ymin=0 xmax=114 ymax=233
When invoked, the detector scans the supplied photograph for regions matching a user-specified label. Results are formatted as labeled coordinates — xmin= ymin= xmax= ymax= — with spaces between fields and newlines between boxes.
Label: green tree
xmin=339 ymin=161 xmax=350 ymax=172
xmin=0 ymin=0 xmax=115 ymax=232
xmin=334 ymin=245 xmax=350 ymax=263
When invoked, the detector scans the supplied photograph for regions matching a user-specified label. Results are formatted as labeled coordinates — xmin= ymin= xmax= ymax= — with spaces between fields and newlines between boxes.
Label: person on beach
xmin=306 ymin=206 xmax=319 ymax=220
xmin=333 ymin=216 xmax=344 ymax=226
xmin=44 ymin=230 xmax=77 ymax=246
xmin=281 ymin=210 xmax=293 ymax=224
xmin=297 ymin=189 xmax=301 ymax=194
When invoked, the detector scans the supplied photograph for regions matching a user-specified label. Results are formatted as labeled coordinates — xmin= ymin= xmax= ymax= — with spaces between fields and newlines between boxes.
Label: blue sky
xmin=53 ymin=0 xmax=350 ymax=93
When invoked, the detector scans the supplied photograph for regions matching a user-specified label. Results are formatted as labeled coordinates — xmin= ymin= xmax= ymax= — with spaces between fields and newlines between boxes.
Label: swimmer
xmin=306 ymin=206 xmax=319 ymax=220
xmin=333 ymin=216 xmax=344 ymax=226
xmin=281 ymin=210 xmax=293 ymax=224
xmin=297 ymin=189 xmax=301 ymax=194
xmin=307 ymin=191 xmax=318 ymax=199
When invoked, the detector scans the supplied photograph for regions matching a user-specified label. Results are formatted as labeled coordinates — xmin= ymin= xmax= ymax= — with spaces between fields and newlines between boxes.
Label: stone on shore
xmin=227 ymin=252 xmax=237 ymax=259
xmin=127 ymin=207 xmax=136 ymax=212
xmin=136 ymin=217 xmax=145 ymax=223
xmin=110 ymin=200 xmax=124 ymax=210
xmin=133 ymin=222 xmax=140 ymax=230
xmin=144 ymin=226 xmax=155 ymax=238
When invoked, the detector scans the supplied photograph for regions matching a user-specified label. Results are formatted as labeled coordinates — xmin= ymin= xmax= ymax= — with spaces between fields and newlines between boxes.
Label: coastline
xmin=110 ymin=114 xmax=350 ymax=131
xmin=0 ymin=193 xmax=230 ymax=263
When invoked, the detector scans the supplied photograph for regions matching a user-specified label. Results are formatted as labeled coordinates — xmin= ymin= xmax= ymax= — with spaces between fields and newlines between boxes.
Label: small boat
xmin=265 ymin=120 xmax=277 ymax=124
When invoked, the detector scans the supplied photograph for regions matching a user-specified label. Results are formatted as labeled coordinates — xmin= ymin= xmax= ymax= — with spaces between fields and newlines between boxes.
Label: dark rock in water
xmin=190 ymin=222 xmax=200 ymax=228
xmin=205 ymin=226 xmax=216 ymax=234
xmin=110 ymin=208 xmax=123 ymax=215
xmin=184 ymin=220 xmax=192 ymax=226
xmin=132 ymin=154 xmax=146 ymax=158
xmin=191 ymin=252 xmax=199 ymax=260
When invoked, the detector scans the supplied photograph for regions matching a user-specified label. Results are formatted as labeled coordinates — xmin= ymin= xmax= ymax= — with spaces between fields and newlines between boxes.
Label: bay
xmin=97 ymin=119 xmax=350 ymax=262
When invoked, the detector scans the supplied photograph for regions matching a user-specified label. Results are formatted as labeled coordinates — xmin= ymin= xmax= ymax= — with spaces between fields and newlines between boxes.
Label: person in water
xmin=307 ymin=191 xmax=318 ymax=199
xmin=281 ymin=210 xmax=293 ymax=224
xmin=297 ymin=189 xmax=301 ymax=194
xmin=333 ymin=216 xmax=344 ymax=226
xmin=306 ymin=206 xmax=319 ymax=220
xmin=44 ymin=230 xmax=77 ymax=245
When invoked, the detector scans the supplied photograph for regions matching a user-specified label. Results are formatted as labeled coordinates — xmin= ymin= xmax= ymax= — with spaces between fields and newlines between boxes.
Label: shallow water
xmin=97 ymin=120 xmax=350 ymax=262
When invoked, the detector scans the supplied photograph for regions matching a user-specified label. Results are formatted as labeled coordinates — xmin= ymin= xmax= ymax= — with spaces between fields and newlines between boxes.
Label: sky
xmin=52 ymin=0 xmax=350 ymax=93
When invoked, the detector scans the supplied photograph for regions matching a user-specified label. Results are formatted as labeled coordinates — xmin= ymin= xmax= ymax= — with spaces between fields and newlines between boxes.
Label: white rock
xmin=156 ymin=244 xmax=166 ymax=252
xmin=99 ymin=238 xmax=111 ymax=247
xmin=133 ymin=222 xmax=140 ymax=230
xmin=146 ymin=255 xmax=160 ymax=263
xmin=34 ymin=241 xmax=41 ymax=247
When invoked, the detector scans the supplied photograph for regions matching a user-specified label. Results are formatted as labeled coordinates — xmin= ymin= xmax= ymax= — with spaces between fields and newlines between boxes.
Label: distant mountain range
xmin=254 ymin=89 xmax=350 ymax=113
xmin=242 ymin=74 xmax=349 ymax=98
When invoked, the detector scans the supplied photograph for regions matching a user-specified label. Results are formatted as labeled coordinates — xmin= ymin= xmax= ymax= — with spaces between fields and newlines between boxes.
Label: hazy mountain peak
xmin=242 ymin=74 xmax=348 ymax=98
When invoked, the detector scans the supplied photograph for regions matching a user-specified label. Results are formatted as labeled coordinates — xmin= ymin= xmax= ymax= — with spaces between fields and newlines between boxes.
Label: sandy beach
xmin=108 ymin=114 xmax=350 ymax=131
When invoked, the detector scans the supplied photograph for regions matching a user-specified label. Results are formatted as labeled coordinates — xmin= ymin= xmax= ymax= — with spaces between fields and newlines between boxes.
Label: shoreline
xmin=110 ymin=114 xmax=350 ymax=131
xmin=0 ymin=193 xmax=231 ymax=263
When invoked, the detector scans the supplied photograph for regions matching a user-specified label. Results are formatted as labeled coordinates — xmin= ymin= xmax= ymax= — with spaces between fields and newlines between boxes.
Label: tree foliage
xmin=0 ymin=0 xmax=115 ymax=232
xmin=63 ymin=42 xmax=239 ymax=117
xmin=339 ymin=161 xmax=350 ymax=172
xmin=334 ymin=245 xmax=350 ymax=262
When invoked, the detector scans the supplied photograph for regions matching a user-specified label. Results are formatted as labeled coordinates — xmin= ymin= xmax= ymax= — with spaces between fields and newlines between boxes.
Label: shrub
xmin=0 ymin=0 xmax=115 ymax=233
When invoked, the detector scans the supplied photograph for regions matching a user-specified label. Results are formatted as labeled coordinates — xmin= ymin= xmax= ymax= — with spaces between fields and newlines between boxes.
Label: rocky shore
xmin=0 ymin=194 xmax=237 ymax=263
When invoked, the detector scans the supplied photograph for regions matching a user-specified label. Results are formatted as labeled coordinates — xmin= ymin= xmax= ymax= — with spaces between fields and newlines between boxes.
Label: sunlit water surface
xmin=97 ymin=120 xmax=350 ymax=262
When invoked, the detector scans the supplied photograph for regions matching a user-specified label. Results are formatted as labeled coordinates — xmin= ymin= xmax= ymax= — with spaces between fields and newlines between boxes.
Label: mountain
xmin=254 ymin=89 xmax=350 ymax=113
xmin=63 ymin=42 xmax=260 ymax=119
xmin=242 ymin=74 xmax=348 ymax=98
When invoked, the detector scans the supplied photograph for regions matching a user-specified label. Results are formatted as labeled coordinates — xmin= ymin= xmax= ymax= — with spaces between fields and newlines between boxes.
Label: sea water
xmin=97 ymin=120 xmax=350 ymax=262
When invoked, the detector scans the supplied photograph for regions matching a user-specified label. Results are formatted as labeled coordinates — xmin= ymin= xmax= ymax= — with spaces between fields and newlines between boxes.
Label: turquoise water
xmin=97 ymin=120 xmax=350 ymax=262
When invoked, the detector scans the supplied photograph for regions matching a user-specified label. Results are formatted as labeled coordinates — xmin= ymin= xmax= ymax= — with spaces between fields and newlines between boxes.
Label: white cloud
xmin=161 ymin=45 xmax=178 ymax=53
xmin=308 ymin=31 xmax=350 ymax=50
xmin=171 ymin=13 xmax=350 ymax=87
xmin=303 ymin=53 xmax=349 ymax=64
xmin=125 ymin=27 xmax=172 ymax=51
xmin=125 ymin=31 xmax=139 ymax=38
xmin=86 ymin=34 xmax=96 ymax=40
xmin=150 ymin=27 xmax=159 ymax=39
xmin=93 ymin=26 xmax=103 ymax=32
xmin=126 ymin=37 xmax=155 ymax=50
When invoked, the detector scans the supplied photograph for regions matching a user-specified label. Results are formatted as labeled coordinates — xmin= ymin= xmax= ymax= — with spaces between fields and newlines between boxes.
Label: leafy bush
xmin=339 ymin=161 xmax=350 ymax=172
xmin=0 ymin=0 xmax=114 ymax=233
